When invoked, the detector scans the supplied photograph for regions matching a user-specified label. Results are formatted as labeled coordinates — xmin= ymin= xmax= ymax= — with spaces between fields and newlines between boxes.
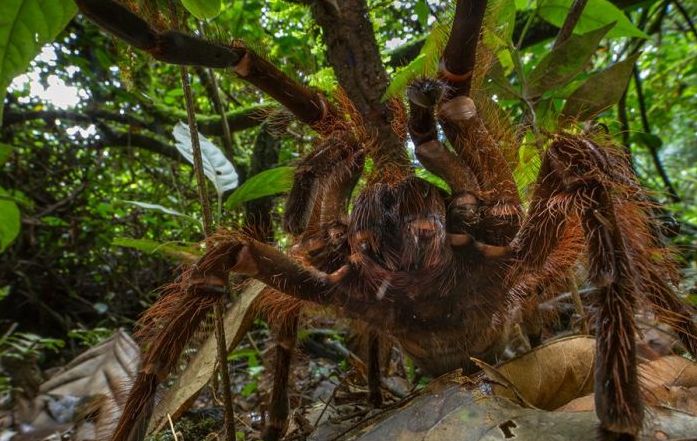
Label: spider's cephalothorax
xmin=73 ymin=0 xmax=697 ymax=440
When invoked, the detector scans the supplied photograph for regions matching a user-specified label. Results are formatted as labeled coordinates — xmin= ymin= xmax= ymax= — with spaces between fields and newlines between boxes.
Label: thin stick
xmin=672 ymin=0 xmax=697 ymax=40
xmin=172 ymin=4 xmax=236 ymax=440
xmin=167 ymin=413 xmax=180 ymax=441
xmin=181 ymin=65 xmax=237 ymax=441
xmin=553 ymin=0 xmax=589 ymax=49
xmin=569 ymin=277 xmax=589 ymax=334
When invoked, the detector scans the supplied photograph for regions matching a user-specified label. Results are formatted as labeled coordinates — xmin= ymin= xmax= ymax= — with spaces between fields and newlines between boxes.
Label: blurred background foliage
xmin=0 ymin=0 xmax=695 ymax=399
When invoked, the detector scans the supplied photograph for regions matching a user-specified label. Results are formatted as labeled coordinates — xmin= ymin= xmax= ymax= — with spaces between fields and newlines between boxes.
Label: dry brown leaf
xmin=488 ymin=336 xmax=595 ymax=410
xmin=639 ymin=355 xmax=697 ymax=389
xmin=147 ymin=281 xmax=265 ymax=433
xmin=10 ymin=330 xmax=139 ymax=441
xmin=39 ymin=329 xmax=139 ymax=400
xmin=556 ymin=393 xmax=595 ymax=412
xmin=318 ymin=374 xmax=697 ymax=441
xmin=556 ymin=355 xmax=697 ymax=415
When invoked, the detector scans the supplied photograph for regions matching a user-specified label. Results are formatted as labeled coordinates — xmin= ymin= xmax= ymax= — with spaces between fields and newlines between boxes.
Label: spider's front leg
xmin=513 ymin=135 xmax=697 ymax=439
xmin=75 ymin=0 xmax=336 ymax=129
xmin=409 ymin=0 xmax=522 ymax=245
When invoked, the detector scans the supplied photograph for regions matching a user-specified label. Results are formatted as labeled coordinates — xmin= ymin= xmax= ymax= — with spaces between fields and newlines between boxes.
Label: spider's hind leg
xmin=511 ymin=134 xmax=697 ymax=439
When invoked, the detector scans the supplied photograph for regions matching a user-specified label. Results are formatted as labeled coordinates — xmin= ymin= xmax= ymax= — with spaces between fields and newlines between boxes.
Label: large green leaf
xmin=561 ymin=53 xmax=640 ymax=121
xmin=537 ymin=0 xmax=648 ymax=39
xmin=526 ymin=23 xmax=614 ymax=98
xmin=180 ymin=0 xmax=221 ymax=20
xmin=0 ymin=187 xmax=21 ymax=253
xmin=0 ymin=0 xmax=77 ymax=120
xmin=225 ymin=166 xmax=294 ymax=210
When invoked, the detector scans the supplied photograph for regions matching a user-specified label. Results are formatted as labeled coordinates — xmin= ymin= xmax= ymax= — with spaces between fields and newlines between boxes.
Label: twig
xmin=617 ymin=86 xmax=631 ymax=155
xmin=167 ymin=413 xmax=181 ymax=441
xmin=170 ymin=3 xmax=236 ymax=440
xmin=553 ymin=0 xmax=589 ymax=49
xmin=672 ymin=0 xmax=697 ymax=40
xmin=314 ymin=375 xmax=347 ymax=427
xmin=569 ymin=278 xmax=589 ymax=334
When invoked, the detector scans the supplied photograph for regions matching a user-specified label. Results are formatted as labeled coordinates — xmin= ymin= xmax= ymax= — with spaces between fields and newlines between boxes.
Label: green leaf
xmin=122 ymin=200 xmax=198 ymax=222
xmin=635 ymin=132 xmax=663 ymax=151
xmin=112 ymin=237 xmax=201 ymax=262
xmin=225 ymin=166 xmax=295 ymax=210
xmin=180 ymin=0 xmax=222 ymax=20
xmin=537 ymin=0 xmax=648 ymax=39
xmin=0 ymin=187 xmax=20 ymax=253
xmin=526 ymin=23 xmax=614 ymax=98
xmin=561 ymin=53 xmax=640 ymax=121
xmin=0 ymin=143 xmax=12 ymax=165
xmin=0 ymin=0 xmax=77 ymax=121
xmin=415 ymin=167 xmax=450 ymax=193
xmin=415 ymin=0 xmax=429 ymax=28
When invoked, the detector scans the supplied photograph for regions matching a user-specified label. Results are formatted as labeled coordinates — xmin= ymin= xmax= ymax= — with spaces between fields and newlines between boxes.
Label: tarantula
xmin=75 ymin=0 xmax=697 ymax=440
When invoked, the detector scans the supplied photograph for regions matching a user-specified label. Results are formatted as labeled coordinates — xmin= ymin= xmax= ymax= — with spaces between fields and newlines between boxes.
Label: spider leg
xmin=75 ymin=0 xmax=335 ymax=129
xmin=512 ymin=135 xmax=697 ymax=439
xmin=107 ymin=233 xmax=349 ymax=441
xmin=284 ymin=133 xmax=364 ymax=236
xmin=261 ymin=314 xmax=299 ymax=441
xmin=434 ymin=0 xmax=521 ymax=244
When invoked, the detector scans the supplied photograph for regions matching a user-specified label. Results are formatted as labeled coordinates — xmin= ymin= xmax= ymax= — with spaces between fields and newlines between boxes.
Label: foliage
xmin=0 ymin=327 xmax=64 ymax=395
xmin=0 ymin=0 xmax=76 ymax=120
xmin=225 ymin=166 xmax=294 ymax=209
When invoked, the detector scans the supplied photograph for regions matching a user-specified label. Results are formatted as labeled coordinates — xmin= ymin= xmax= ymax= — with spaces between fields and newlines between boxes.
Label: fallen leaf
xmin=319 ymin=373 xmax=697 ymax=441
xmin=10 ymin=330 xmax=139 ymax=440
xmin=39 ymin=329 xmax=139 ymax=400
xmin=487 ymin=336 xmax=595 ymax=410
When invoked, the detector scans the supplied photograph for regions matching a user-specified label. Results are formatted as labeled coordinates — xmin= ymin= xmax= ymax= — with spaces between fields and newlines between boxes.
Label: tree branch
xmin=308 ymin=0 xmax=408 ymax=169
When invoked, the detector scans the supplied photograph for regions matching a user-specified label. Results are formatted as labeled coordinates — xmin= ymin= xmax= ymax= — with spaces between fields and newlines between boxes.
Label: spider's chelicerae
xmin=75 ymin=0 xmax=697 ymax=440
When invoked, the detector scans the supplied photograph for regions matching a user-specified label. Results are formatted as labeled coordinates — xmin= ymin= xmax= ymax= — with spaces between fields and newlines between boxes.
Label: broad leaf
xmin=561 ymin=53 xmax=640 ymax=121
xmin=0 ymin=0 xmax=77 ymax=121
xmin=527 ymin=23 xmax=614 ymax=98
xmin=537 ymin=0 xmax=648 ymax=39
xmin=415 ymin=167 xmax=450 ymax=193
xmin=180 ymin=0 xmax=221 ymax=20
xmin=484 ymin=336 xmax=595 ymax=410
xmin=112 ymin=237 xmax=200 ymax=263
xmin=122 ymin=200 xmax=197 ymax=221
xmin=414 ymin=0 xmax=429 ymax=28
xmin=172 ymin=122 xmax=239 ymax=196
xmin=0 ymin=187 xmax=20 ymax=253
xmin=225 ymin=166 xmax=294 ymax=209
xmin=40 ymin=330 xmax=139 ymax=398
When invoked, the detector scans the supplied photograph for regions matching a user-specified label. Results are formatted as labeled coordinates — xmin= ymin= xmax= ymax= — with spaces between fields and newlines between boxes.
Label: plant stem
xmin=553 ymin=0 xmax=589 ymax=49
xmin=172 ymin=4 xmax=236 ymax=439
